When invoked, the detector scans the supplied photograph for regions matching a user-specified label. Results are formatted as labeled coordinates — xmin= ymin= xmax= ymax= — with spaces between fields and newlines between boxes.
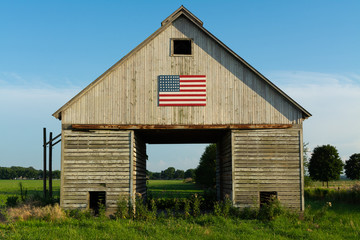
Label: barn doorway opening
xmin=136 ymin=129 xmax=231 ymax=203
xmin=89 ymin=191 xmax=106 ymax=215
xmin=146 ymin=144 xmax=208 ymax=199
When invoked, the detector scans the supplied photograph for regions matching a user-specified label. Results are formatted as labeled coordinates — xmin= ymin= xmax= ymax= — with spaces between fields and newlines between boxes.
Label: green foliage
xmin=6 ymin=196 xmax=19 ymax=207
xmin=161 ymin=167 xmax=175 ymax=180
xmin=257 ymin=197 xmax=283 ymax=221
xmin=174 ymin=169 xmax=185 ymax=179
xmin=0 ymin=166 xmax=60 ymax=179
xmin=303 ymin=142 xmax=310 ymax=175
xmin=192 ymin=194 xmax=201 ymax=217
xmin=66 ymin=209 xmax=93 ymax=220
xmin=345 ymin=153 xmax=360 ymax=180
xmin=19 ymin=182 xmax=28 ymax=202
xmin=183 ymin=199 xmax=190 ymax=218
xmin=184 ymin=168 xmax=195 ymax=179
xmin=134 ymin=194 xmax=150 ymax=220
xmin=115 ymin=196 xmax=129 ymax=219
xmin=308 ymin=144 xmax=344 ymax=186
xmin=304 ymin=175 xmax=313 ymax=187
xmin=195 ymin=144 xmax=216 ymax=188
xmin=305 ymin=183 xmax=360 ymax=204
xmin=213 ymin=201 xmax=221 ymax=216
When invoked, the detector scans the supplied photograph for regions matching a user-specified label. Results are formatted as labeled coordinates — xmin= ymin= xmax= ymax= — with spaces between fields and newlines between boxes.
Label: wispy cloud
xmin=268 ymin=71 xmax=360 ymax=162
xmin=0 ymin=73 xmax=81 ymax=170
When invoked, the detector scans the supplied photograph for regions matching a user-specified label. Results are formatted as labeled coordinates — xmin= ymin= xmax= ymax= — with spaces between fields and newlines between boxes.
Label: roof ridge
xmin=161 ymin=5 xmax=203 ymax=26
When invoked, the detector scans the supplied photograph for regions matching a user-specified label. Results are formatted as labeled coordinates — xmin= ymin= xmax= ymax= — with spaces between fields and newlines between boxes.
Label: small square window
xmin=172 ymin=39 xmax=192 ymax=55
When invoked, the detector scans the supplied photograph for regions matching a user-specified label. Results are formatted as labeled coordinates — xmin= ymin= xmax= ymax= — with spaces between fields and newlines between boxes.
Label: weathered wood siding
xmin=232 ymin=128 xmax=303 ymax=210
xmin=61 ymin=15 xmax=303 ymax=125
xmin=61 ymin=130 xmax=132 ymax=212
xmin=216 ymin=132 xmax=233 ymax=200
xmin=133 ymin=133 xmax=147 ymax=198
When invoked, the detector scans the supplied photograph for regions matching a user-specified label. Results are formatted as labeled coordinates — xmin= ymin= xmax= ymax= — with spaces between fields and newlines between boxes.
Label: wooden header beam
xmin=71 ymin=124 xmax=293 ymax=130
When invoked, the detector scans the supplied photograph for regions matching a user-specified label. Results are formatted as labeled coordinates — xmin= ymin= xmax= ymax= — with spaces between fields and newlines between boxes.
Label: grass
xmin=147 ymin=180 xmax=204 ymax=199
xmin=1 ymin=201 xmax=360 ymax=239
xmin=306 ymin=179 xmax=360 ymax=189
xmin=1 ymin=179 xmax=360 ymax=239
xmin=0 ymin=180 xmax=60 ymax=207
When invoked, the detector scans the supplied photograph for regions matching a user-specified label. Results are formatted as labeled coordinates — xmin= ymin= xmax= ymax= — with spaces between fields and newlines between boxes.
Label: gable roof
xmin=53 ymin=5 xmax=311 ymax=120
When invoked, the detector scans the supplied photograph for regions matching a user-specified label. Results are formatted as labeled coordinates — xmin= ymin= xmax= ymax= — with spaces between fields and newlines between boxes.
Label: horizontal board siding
xmin=61 ymin=130 xmax=131 ymax=212
xmin=232 ymin=128 xmax=301 ymax=210
xmin=62 ymin=16 xmax=303 ymax=125
xmin=133 ymin=133 xmax=147 ymax=198
xmin=216 ymin=131 xmax=232 ymax=200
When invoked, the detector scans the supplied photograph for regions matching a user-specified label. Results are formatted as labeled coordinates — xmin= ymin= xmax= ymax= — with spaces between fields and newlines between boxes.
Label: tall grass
xmin=1 ymin=199 xmax=360 ymax=240
xmin=305 ymin=183 xmax=360 ymax=204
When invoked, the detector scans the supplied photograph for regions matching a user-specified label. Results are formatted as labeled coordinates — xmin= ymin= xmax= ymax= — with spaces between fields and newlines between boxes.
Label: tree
xmin=195 ymin=144 xmax=216 ymax=188
xmin=174 ymin=169 xmax=185 ymax=179
xmin=344 ymin=153 xmax=360 ymax=180
xmin=308 ymin=144 xmax=344 ymax=187
xmin=161 ymin=167 xmax=175 ymax=179
xmin=303 ymin=142 xmax=310 ymax=175
xmin=184 ymin=169 xmax=195 ymax=179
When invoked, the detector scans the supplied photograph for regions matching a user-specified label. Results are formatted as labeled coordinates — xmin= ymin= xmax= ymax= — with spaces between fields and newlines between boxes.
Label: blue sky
xmin=0 ymin=1 xmax=359 ymax=172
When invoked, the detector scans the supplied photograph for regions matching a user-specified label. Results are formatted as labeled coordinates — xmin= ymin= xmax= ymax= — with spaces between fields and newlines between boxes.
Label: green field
xmin=147 ymin=180 xmax=203 ymax=198
xmin=1 ymin=180 xmax=360 ymax=239
xmin=0 ymin=180 xmax=60 ymax=208
xmin=306 ymin=179 xmax=360 ymax=189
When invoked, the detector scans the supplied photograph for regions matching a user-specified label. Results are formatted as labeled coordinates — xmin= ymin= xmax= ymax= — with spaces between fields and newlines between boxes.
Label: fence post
xmin=49 ymin=131 xmax=53 ymax=198
xmin=43 ymin=128 xmax=47 ymax=198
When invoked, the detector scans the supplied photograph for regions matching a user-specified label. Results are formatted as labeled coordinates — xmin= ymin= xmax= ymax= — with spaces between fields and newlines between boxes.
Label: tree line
xmin=0 ymin=166 xmax=61 ymax=180
xmin=147 ymin=168 xmax=195 ymax=180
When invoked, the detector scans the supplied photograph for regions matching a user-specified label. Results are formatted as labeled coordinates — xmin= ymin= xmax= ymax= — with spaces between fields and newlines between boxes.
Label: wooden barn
xmin=53 ymin=6 xmax=311 ymax=214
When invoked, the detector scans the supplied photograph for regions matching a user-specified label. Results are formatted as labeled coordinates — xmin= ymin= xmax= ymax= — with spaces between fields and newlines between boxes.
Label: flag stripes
xmin=158 ymin=75 xmax=207 ymax=106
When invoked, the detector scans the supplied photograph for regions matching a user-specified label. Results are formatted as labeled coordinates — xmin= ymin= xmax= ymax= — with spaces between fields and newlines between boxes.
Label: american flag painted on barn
xmin=158 ymin=75 xmax=206 ymax=106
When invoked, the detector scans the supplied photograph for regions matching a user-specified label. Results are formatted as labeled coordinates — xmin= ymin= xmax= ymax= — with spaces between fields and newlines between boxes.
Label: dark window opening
xmin=260 ymin=191 xmax=277 ymax=208
xmin=173 ymin=39 xmax=192 ymax=55
xmin=89 ymin=191 xmax=106 ymax=215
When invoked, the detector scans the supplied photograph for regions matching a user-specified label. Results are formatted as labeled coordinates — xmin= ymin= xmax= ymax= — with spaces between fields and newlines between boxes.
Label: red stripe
xmin=180 ymin=89 xmax=206 ymax=92
xmin=159 ymin=94 xmax=206 ymax=97
xmin=160 ymin=99 xmax=206 ymax=102
xmin=180 ymin=75 xmax=206 ymax=78
xmin=180 ymin=80 xmax=206 ymax=82
xmin=180 ymin=84 xmax=206 ymax=87
xmin=159 ymin=103 xmax=207 ymax=106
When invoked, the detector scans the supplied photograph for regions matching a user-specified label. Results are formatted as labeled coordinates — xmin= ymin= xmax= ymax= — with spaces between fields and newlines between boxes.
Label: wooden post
xmin=43 ymin=128 xmax=47 ymax=198
xmin=49 ymin=132 xmax=53 ymax=198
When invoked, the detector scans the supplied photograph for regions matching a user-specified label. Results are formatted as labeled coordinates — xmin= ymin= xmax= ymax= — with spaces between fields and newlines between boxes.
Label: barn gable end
xmin=55 ymin=6 xmax=310 ymax=214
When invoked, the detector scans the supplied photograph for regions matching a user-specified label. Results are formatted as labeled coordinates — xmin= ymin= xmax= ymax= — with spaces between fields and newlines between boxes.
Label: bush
xmin=304 ymin=176 xmax=313 ymax=187
xmin=6 ymin=196 xmax=19 ymax=208
xmin=66 ymin=208 xmax=93 ymax=220
xmin=115 ymin=196 xmax=129 ymax=219
xmin=257 ymin=197 xmax=283 ymax=221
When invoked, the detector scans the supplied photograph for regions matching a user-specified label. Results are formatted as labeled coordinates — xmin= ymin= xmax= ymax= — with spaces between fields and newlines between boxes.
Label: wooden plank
xmin=72 ymin=124 xmax=293 ymax=130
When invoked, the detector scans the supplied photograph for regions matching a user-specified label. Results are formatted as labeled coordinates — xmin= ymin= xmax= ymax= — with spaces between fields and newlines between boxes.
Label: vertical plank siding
xmin=232 ymin=128 xmax=302 ymax=210
xmin=61 ymin=130 xmax=132 ymax=213
xmin=61 ymin=16 xmax=303 ymax=126
xmin=133 ymin=133 xmax=147 ymax=198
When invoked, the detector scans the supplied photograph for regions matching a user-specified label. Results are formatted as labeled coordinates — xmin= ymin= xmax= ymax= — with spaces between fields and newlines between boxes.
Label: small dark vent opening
xmin=260 ymin=191 xmax=277 ymax=208
xmin=173 ymin=40 xmax=192 ymax=55
xmin=89 ymin=191 xmax=106 ymax=215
